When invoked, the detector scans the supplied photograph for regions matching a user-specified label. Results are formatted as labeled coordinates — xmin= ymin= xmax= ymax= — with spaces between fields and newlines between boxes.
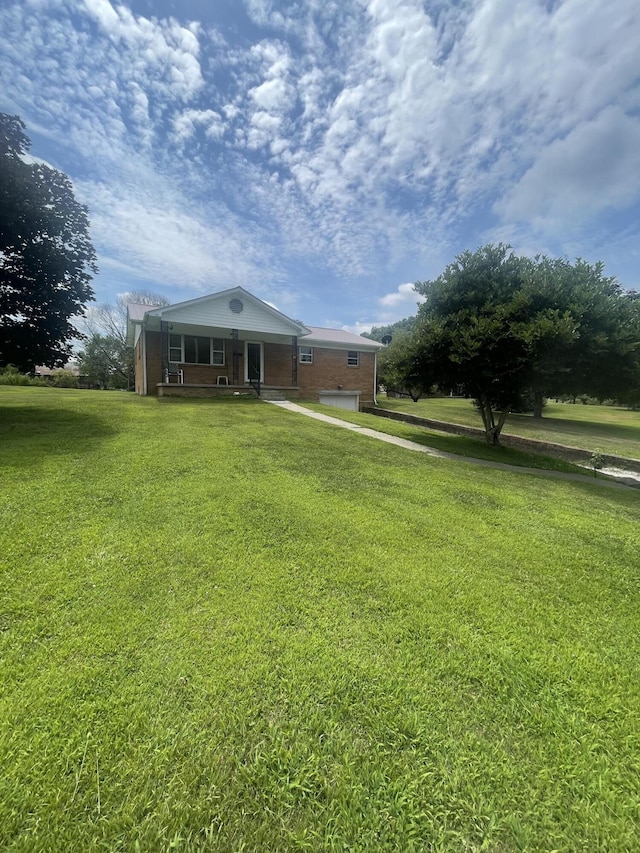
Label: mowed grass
xmin=302 ymin=403 xmax=590 ymax=474
xmin=1 ymin=387 xmax=639 ymax=852
xmin=379 ymin=396 xmax=640 ymax=461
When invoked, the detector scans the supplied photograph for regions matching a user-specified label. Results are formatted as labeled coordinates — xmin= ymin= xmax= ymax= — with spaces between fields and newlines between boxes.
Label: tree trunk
xmin=533 ymin=390 xmax=544 ymax=419
xmin=493 ymin=407 xmax=510 ymax=444
xmin=477 ymin=398 xmax=502 ymax=444
xmin=477 ymin=396 xmax=509 ymax=444
xmin=486 ymin=425 xmax=501 ymax=444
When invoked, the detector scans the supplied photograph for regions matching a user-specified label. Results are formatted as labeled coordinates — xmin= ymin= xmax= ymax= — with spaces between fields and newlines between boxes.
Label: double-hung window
xmin=211 ymin=340 xmax=225 ymax=365
xmin=299 ymin=345 xmax=313 ymax=364
xmin=347 ymin=350 xmax=359 ymax=367
xmin=169 ymin=334 xmax=182 ymax=362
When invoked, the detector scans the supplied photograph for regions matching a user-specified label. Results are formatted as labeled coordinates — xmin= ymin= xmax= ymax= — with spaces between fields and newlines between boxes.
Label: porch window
xmin=169 ymin=334 xmax=225 ymax=365
xmin=211 ymin=339 xmax=225 ymax=365
xmin=169 ymin=334 xmax=182 ymax=362
xmin=347 ymin=350 xmax=360 ymax=367
xmin=185 ymin=335 xmax=212 ymax=364
xmin=299 ymin=345 xmax=313 ymax=364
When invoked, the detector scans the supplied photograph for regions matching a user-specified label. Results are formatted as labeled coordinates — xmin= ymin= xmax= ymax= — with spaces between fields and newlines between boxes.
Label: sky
xmin=1 ymin=0 xmax=639 ymax=333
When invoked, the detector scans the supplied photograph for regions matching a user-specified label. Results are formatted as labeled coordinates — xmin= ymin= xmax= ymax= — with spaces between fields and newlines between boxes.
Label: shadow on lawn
xmin=507 ymin=412 xmax=640 ymax=445
xmin=0 ymin=404 xmax=116 ymax=467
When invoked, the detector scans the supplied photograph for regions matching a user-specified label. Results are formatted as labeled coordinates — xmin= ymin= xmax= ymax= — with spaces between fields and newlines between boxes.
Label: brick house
xmin=127 ymin=287 xmax=383 ymax=410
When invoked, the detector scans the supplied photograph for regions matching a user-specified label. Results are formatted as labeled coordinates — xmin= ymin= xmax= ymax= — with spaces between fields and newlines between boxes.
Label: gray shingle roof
xmin=300 ymin=326 xmax=383 ymax=350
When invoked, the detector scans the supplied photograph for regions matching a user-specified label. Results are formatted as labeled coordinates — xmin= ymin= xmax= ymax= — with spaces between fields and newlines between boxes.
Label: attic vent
xmin=229 ymin=298 xmax=243 ymax=314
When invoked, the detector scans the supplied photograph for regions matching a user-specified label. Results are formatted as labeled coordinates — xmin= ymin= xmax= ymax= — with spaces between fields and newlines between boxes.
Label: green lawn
xmin=302 ymin=403 xmax=593 ymax=475
xmin=1 ymin=387 xmax=639 ymax=851
xmin=378 ymin=395 xmax=640 ymax=461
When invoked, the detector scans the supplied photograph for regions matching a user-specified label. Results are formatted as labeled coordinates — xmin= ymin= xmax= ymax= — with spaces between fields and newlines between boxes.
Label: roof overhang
xmin=300 ymin=327 xmax=385 ymax=352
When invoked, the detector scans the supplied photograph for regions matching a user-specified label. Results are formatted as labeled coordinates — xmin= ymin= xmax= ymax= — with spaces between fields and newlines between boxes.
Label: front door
xmin=245 ymin=342 xmax=263 ymax=383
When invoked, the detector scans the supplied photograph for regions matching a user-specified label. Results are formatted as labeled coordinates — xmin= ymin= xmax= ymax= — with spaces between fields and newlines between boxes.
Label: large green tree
xmin=521 ymin=256 xmax=640 ymax=416
xmin=412 ymin=246 xmax=639 ymax=443
xmin=365 ymin=316 xmax=428 ymax=401
xmin=414 ymin=245 xmax=577 ymax=444
xmin=0 ymin=114 xmax=97 ymax=372
xmin=376 ymin=330 xmax=434 ymax=402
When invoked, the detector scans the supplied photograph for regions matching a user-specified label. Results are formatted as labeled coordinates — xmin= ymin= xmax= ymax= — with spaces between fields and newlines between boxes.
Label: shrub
xmin=0 ymin=366 xmax=32 ymax=385
xmin=52 ymin=370 xmax=79 ymax=388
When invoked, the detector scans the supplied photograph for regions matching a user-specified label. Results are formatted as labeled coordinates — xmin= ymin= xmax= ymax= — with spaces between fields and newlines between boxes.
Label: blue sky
xmin=1 ymin=0 xmax=639 ymax=332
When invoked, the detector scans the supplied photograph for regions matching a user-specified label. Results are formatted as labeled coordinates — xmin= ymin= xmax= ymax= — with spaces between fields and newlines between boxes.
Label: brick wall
xmin=297 ymin=348 xmax=376 ymax=403
xmin=134 ymin=337 xmax=144 ymax=394
xmin=141 ymin=330 xmax=376 ymax=402
xmin=263 ymin=342 xmax=296 ymax=385
xmin=146 ymin=331 xmax=163 ymax=394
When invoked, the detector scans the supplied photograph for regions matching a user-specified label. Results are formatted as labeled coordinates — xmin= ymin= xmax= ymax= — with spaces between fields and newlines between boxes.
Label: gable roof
xmin=127 ymin=286 xmax=310 ymax=340
xmin=127 ymin=303 xmax=159 ymax=323
xmin=146 ymin=287 xmax=308 ymax=335
xmin=126 ymin=287 xmax=384 ymax=351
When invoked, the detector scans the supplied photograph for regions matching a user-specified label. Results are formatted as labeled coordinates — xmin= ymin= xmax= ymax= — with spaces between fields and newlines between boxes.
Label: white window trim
xmin=210 ymin=338 xmax=225 ymax=366
xmin=169 ymin=334 xmax=226 ymax=366
xmin=299 ymin=345 xmax=313 ymax=364
xmin=347 ymin=350 xmax=360 ymax=367
xmin=169 ymin=333 xmax=183 ymax=363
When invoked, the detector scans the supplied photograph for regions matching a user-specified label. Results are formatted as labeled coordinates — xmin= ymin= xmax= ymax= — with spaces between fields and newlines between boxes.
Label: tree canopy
xmin=520 ymin=256 xmax=640 ymax=414
xmin=0 ymin=113 xmax=97 ymax=372
xmin=376 ymin=331 xmax=434 ymax=402
xmin=80 ymin=290 xmax=169 ymax=389
xmin=363 ymin=316 xmax=416 ymax=343
xmin=404 ymin=245 xmax=639 ymax=444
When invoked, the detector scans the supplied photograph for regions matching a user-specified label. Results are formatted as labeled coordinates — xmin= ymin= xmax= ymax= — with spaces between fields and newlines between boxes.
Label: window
xmin=184 ymin=335 xmax=211 ymax=364
xmin=299 ymin=345 xmax=313 ymax=364
xmin=169 ymin=334 xmax=182 ymax=362
xmin=169 ymin=335 xmax=225 ymax=366
xmin=211 ymin=339 xmax=225 ymax=365
xmin=347 ymin=350 xmax=359 ymax=367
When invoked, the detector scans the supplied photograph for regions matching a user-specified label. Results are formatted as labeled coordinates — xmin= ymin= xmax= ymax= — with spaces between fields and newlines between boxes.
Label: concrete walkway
xmin=266 ymin=400 xmax=638 ymax=492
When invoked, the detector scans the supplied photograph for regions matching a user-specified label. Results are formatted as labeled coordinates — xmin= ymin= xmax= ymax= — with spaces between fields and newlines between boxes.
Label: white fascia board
xmin=126 ymin=319 xmax=141 ymax=346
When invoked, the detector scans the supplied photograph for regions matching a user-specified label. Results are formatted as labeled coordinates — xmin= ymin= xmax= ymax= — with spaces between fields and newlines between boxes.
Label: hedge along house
xmin=127 ymin=287 xmax=384 ymax=410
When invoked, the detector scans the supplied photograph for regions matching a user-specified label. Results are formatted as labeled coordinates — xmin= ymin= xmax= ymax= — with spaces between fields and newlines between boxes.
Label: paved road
xmin=267 ymin=400 xmax=638 ymax=492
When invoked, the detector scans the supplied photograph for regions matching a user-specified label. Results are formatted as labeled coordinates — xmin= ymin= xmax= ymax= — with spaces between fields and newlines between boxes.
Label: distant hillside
xmin=363 ymin=316 xmax=416 ymax=342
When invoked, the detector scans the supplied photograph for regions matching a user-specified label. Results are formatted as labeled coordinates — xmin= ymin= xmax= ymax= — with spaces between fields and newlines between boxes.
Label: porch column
xmin=231 ymin=329 xmax=240 ymax=385
xmin=291 ymin=336 xmax=298 ymax=386
xmin=160 ymin=320 xmax=169 ymax=379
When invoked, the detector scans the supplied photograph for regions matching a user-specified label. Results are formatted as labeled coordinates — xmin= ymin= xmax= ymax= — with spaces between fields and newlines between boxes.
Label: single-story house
xmin=126 ymin=287 xmax=384 ymax=410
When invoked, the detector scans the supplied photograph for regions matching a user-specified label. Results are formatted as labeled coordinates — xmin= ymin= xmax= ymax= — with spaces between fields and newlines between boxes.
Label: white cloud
xmin=82 ymin=0 xmax=118 ymax=33
xmin=496 ymin=106 xmax=640 ymax=228
xmin=173 ymin=108 xmax=225 ymax=142
xmin=380 ymin=282 xmax=422 ymax=308
xmin=250 ymin=77 xmax=289 ymax=111
xmin=77 ymin=168 xmax=282 ymax=293
xmin=1 ymin=0 xmax=639 ymax=318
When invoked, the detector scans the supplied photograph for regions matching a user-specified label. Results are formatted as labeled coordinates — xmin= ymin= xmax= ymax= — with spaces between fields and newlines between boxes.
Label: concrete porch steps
xmin=259 ymin=389 xmax=287 ymax=401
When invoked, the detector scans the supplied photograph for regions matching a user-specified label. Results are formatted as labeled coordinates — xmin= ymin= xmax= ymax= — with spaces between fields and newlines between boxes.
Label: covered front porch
xmin=129 ymin=287 xmax=312 ymax=397
xmin=155 ymin=320 xmax=301 ymax=396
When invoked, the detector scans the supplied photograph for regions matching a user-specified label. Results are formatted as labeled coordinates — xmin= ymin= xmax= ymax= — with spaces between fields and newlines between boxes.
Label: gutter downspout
xmin=373 ymin=351 xmax=378 ymax=405
xmin=142 ymin=327 xmax=148 ymax=396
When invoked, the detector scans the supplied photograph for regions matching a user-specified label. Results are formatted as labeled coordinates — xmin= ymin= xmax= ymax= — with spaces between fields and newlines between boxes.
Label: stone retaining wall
xmin=361 ymin=406 xmax=640 ymax=474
